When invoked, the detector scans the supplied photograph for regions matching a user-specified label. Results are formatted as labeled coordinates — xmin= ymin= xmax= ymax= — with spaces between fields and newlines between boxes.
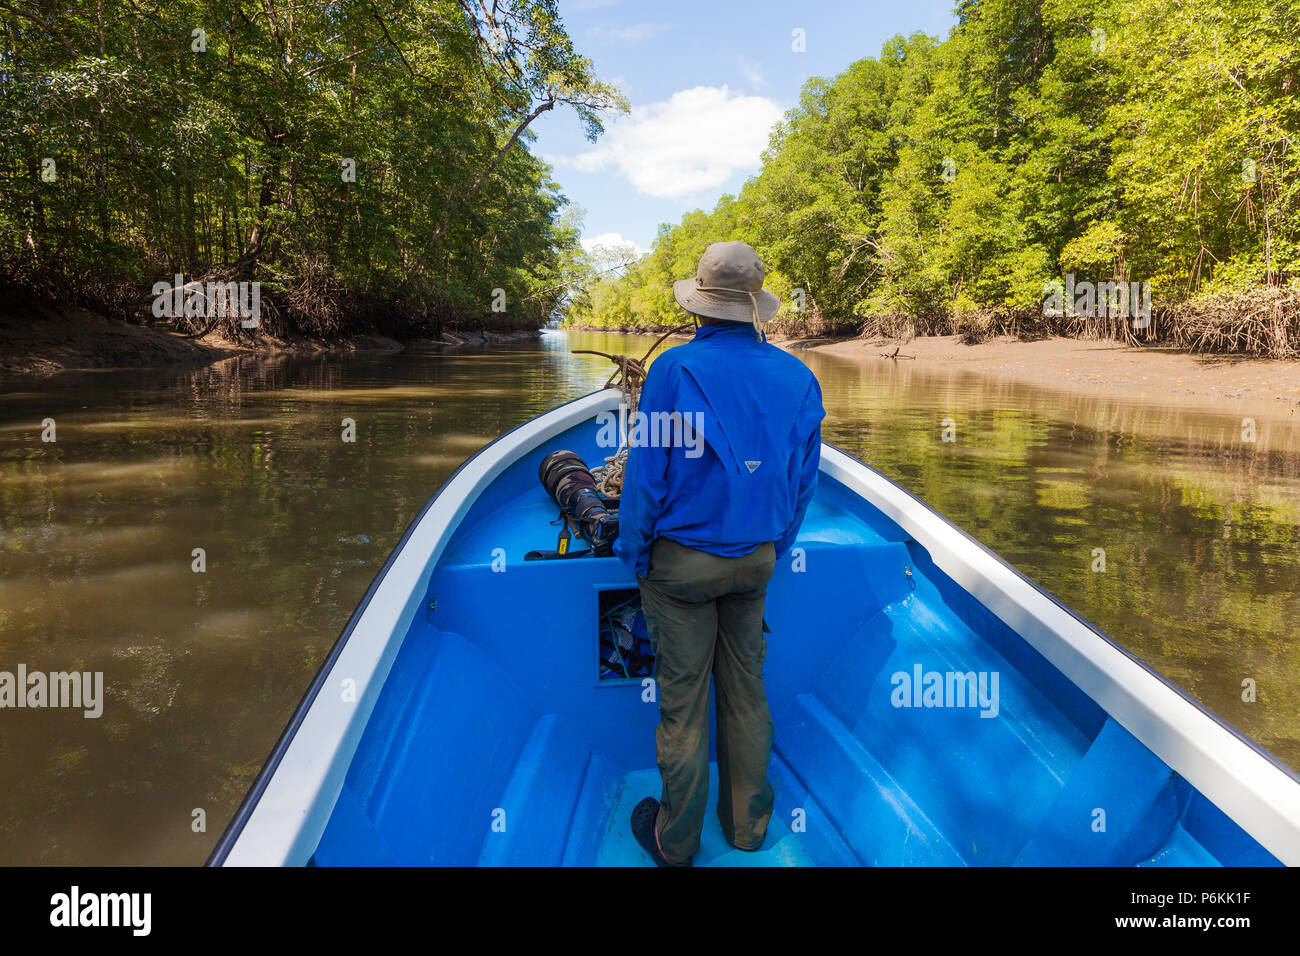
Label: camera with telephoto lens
xmin=538 ymin=450 xmax=620 ymax=556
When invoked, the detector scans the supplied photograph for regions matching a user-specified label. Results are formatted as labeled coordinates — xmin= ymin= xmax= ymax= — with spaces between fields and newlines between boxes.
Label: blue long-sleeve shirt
xmin=614 ymin=323 xmax=825 ymax=577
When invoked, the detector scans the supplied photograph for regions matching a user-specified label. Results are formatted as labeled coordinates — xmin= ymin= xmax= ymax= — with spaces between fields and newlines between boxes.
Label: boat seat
xmin=1141 ymin=789 xmax=1279 ymax=866
xmin=314 ymin=629 xmax=538 ymax=865
xmin=1015 ymin=718 xmax=1180 ymax=865
xmin=775 ymin=693 xmax=964 ymax=865
xmin=799 ymin=581 xmax=1093 ymax=864
xmin=1013 ymin=718 xmax=1280 ymax=866
xmin=1139 ymin=825 xmax=1222 ymax=866
xmin=767 ymin=752 xmax=860 ymax=865
xmin=477 ymin=713 xmax=622 ymax=866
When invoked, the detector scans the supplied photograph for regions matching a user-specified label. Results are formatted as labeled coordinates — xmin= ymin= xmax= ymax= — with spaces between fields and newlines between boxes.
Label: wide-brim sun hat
xmin=673 ymin=241 xmax=781 ymax=334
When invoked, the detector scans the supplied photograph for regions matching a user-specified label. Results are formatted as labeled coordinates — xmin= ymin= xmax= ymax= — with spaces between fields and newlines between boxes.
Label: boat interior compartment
xmin=308 ymin=418 xmax=1281 ymax=867
xmin=596 ymin=588 xmax=653 ymax=683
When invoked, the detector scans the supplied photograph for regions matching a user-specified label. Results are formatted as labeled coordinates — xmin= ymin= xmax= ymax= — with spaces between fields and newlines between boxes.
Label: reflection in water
xmin=0 ymin=330 xmax=1297 ymax=864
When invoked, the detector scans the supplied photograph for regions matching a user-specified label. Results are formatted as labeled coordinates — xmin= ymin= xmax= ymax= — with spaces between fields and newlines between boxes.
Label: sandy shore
xmin=779 ymin=333 xmax=1300 ymax=421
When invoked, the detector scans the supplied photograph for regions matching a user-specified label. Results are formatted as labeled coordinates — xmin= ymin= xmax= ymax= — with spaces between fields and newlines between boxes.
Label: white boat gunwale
xmin=208 ymin=388 xmax=1300 ymax=866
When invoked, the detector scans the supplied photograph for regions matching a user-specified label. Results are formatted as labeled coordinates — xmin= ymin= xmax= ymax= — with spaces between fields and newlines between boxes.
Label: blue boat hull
xmin=210 ymin=391 xmax=1299 ymax=866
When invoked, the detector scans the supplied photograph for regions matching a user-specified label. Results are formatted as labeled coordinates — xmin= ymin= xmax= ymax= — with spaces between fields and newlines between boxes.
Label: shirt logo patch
xmin=744 ymin=460 xmax=762 ymax=474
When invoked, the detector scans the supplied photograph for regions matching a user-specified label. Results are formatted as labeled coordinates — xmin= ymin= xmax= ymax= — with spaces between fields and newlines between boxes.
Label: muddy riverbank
xmin=0 ymin=306 xmax=540 ymax=376
xmin=571 ymin=325 xmax=1300 ymax=422
xmin=782 ymin=333 xmax=1300 ymax=423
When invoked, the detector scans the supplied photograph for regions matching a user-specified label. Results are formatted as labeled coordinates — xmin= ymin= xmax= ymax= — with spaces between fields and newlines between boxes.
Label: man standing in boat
xmin=617 ymin=240 xmax=825 ymax=867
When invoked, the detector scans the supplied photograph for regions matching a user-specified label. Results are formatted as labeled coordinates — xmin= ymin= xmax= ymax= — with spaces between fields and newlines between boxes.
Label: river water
xmin=1 ymin=330 xmax=1298 ymax=864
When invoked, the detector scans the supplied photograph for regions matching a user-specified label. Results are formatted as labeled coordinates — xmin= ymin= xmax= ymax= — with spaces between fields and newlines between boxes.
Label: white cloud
xmin=588 ymin=22 xmax=671 ymax=43
xmin=561 ymin=86 xmax=783 ymax=199
xmin=582 ymin=232 xmax=647 ymax=262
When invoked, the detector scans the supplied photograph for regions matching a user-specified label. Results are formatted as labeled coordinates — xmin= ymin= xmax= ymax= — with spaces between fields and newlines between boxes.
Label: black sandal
xmin=631 ymin=797 xmax=692 ymax=868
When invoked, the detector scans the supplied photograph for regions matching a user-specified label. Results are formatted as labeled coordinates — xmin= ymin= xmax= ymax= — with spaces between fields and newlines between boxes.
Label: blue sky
xmin=532 ymin=0 xmax=960 ymax=260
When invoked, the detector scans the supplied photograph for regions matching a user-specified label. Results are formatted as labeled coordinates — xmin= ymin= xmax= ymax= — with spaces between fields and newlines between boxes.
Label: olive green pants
xmin=637 ymin=536 xmax=777 ymax=862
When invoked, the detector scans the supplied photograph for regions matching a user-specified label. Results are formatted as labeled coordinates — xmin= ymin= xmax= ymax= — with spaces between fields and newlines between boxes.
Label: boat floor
xmin=596 ymin=765 xmax=815 ymax=867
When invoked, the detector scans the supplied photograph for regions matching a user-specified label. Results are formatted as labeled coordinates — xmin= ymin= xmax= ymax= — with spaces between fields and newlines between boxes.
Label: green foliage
xmin=576 ymin=0 xmax=1300 ymax=354
xmin=0 ymin=0 xmax=622 ymax=337
xmin=1060 ymin=221 xmax=1126 ymax=277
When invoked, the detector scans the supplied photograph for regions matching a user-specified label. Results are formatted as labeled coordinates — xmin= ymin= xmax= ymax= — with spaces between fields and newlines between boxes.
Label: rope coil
xmin=572 ymin=322 xmax=693 ymax=497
